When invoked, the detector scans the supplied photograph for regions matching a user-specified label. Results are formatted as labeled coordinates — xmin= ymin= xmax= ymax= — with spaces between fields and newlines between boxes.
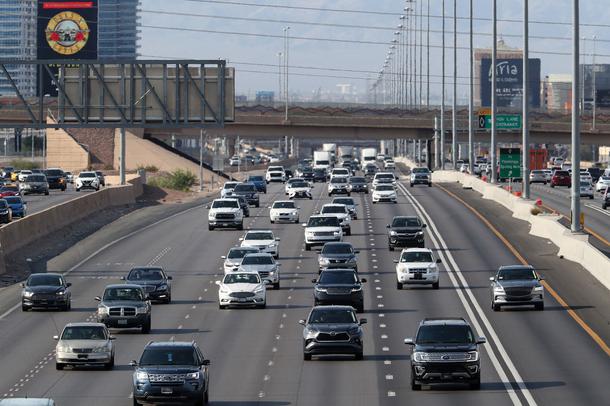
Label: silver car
xmin=529 ymin=170 xmax=547 ymax=184
xmin=221 ymin=247 xmax=259 ymax=274
xmin=490 ymin=265 xmax=544 ymax=311
xmin=19 ymin=174 xmax=49 ymax=195
xmin=54 ymin=322 xmax=115 ymax=370
xmin=239 ymin=253 xmax=281 ymax=290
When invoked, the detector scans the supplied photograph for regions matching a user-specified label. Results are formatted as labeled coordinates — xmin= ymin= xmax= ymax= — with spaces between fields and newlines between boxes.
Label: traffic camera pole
xmin=571 ymin=0 xmax=581 ymax=232
xmin=440 ymin=0 xmax=446 ymax=170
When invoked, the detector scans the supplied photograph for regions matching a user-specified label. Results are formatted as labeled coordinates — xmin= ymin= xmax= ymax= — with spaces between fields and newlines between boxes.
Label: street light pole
xmin=451 ymin=0 xmax=457 ymax=170
xmin=441 ymin=0 xmax=446 ymax=169
xmin=419 ymin=0 xmax=423 ymax=109
xmin=571 ymin=0 xmax=581 ymax=232
xmin=277 ymin=52 xmax=282 ymax=104
xmin=592 ymin=35 xmax=597 ymax=130
xmin=490 ymin=0 xmax=498 ymax=183
xmin=522 ymin=0 xmax=530 ymax=199
xmin=284 ymin=26 xmax=290 ymax=121
xmin=426 ymin=0 xmax=430 ymax=107
xmin=468 ymin=0 xmax=474 ymax=174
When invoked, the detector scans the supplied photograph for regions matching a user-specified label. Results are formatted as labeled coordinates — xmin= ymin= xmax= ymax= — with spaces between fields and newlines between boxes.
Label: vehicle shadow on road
xmin=365 ymin=308 xmax=417 ymax=314
xmin=500 ymin=305 xmax=594 ymax=312
xmin=169 ymin=299 xmax=214 ymax=305
xmin=210 ymin=402 xmax=291 ymax=405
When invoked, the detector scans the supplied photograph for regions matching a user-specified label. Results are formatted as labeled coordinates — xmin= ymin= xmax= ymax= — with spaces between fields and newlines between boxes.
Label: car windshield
xmin=241 ymin=255 xmax=274 ymax=265
xmin=332 ymin=177 xmax=348 ymax=184
xmin=316 ymin=160 xmax=330 ymax=165
xmin=308 ymin=308 xmax=356 ymax=324
xmin=308 ymin=217 xmax=340 ymax=227
xmin=377 ymin=174 xmax=394 ymax=179
xmin=322 ymin=244 xmax=352 ymax=254
xmin=290 ymin=182 xmax=307 ymax=188
xmin=319 ymin=271 xmax=357 ymax=284
xmin=531 ymin=170 xmax=544 ymax=174
xmin=103 ymin=287 xmax=143 ymax=301
xmin=600 ymin=176 xmax=610 ymax=182
xmin=61 ymin=326 xmax=106 ymax=340
xmin=1 ymin=186 xmax=18 ymax=192
xmin=248 ymin=176 xmax=263 ymax=181
xmin=401 ymin=251 xmax=433 ymax=263
xmin=376 ymin=185 xmax=394 ymax=191
xmin=227 ymin=248 xmax=257 ymax=259
xmin=322 ymin=206 xmax=346 ymax=214
xmin=223 ymin=182 xmax=238 ymax=190
xmin=26 ymin=175 xmax=46 ymax=182
xmin=417 ymin=325 xmax=475 ymax=344
xmin=139 ymin=348 xmax=198 ymax=366
xmin=333 ymin=199 xmax=354 ymax=206
xmin=79 ymin=172 xmax=96 ymax=178
xmin=350 ymin=177 xmax=365 ymax=183
xmin=4 ymin=197 xmax=20 ymax=204
xmin=127 ymin=269 xmax=164 ymax=281
xmin=212 ymin=200 xmax=239 ymax=208
xmin=245 ymin=232 xmax=274 ymax=240
xmin=272 ymin=201 xmax=295 ymax=209
xmin=314 ymin=169 xmax=326 ymax=174
xmin=333 ymin=170 xmax=349 ymax=175
xmin=554 ymin=171 xmax=569 ymax=176
xmin=28 ymin=274 xmax=62 ymax=286
xmin=392 ymin=217 xmax=421 ymax=227
xmin=497 ymin=268 xmax=537 ymax=280
xmin=0 ymin=201 xmax=7 ymax=209
xmin=223 ymin=273 xmax=261 ymax=284
xmin=234 ymin=184 xmax=256 ymax=193
xmin=412 ymin=168 xmax=430 ymax=174
xmin=45 ymin=170 xmax=63 ymax=176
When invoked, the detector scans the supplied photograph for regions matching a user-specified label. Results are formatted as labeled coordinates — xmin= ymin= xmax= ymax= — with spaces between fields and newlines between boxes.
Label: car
xmin=1 ymin=166 xmax=14 ymax=179
xmin=0 ymin=199 xmax=13 ymax=224
xmin=299 ymin=166 xmax=315 ymax=182
xmin=229 ymin=155 xmax=241 ymax=166
xmin=4 ymin=195 xmax=26 ymax=217
xmin=266 ymin=166 xmax=286 ymax=183
xmin=603 ymin=188 xmax=610 ymax=210
xmin=94 ymin=171 xmax=106 ymax=187
xmin=372 ymin=184 xmax=397 ymax=204
xmin=303 ymin=215 xmax=343 ymax=251
xmin=331 ymin=168 xmax=350 ymax=178
xmin=232 ymin=195 xmax=250 ymax=217
xmin=372 ymin=172 xmax=397 ymax=188
xmin=216 ymin=271 xmax=267 ymax=309
xmin=340 ymin=162 xmax=355 ymax=175
xmin=239 ymin=253 xmax=281 ymax=289
xmin=328 ymin=176 xmax=350 ymax=196
xmin=207 ymin=198 xmax=244 ymax=230
xmin=247 ymin=175 xmax=267 ymax=193
xmin=285 ymin=177 xmax=303 ymax=194
xmin=332 ymin=197 xmax=357 ymax=219
xmin=579 ymin=169 xmax=593 ymax=184
xmin=529 ymin=170 xmax=547 ymax=184
xmin=587 ymin=167 xmax=603 ymax=183
xmin=232 ymin=182 xmax=260 ymax=207
xmin=19 ymin=174 xmax=49 ymax=195
xmin=221 ymin=247 xmax=260 ymax=274
xmin=580 ymin=181 xmax=594 ymax=199
xmin=349 ymin=176 xmax=368 ymax=194
xmin=387 ymin=216 xmax=426 ymax=250
xmin=269 ymin=155 xmax=280 ymax=163
xmin=595 ymin=175 xmax=610 ymax=192
xmin=240 ymin=230 xmax=280 ymax=258
xmin=376 ymin=153 xmax=386 ymax=161
xmin=284 ymin=169 xmax=294 ymax=179
xmin=312 ymin=167 xmax=327 ymax=183
xmin=312 ymin=269 xmax=366 ymax=312
xmin=44 ymin=168 xmax=67 ymax=191
xmin=363 ymin=164 xmax=377 ymax=178
xmin=490 ymin=265 xmax=545 ymax=311
xmin=394 ymin=248 xmax=441 ymax=289
xmin=287 ymin=180 xmax=312 ymax=200
xmin=550 ymin=170 xmax=571 ymax=188
xmin=543 ymin=169 xmax=553 ymax=182
xmin=317 ymin=242 xmax=359 ymax=273
xmin=410 ymin=167 xmax=432 ymax=187
xmin=404 ymin=318 xmax=486 ymax=390
xmin=300 ymin=305 xmax=366 ymax=361
xmin=220 ymin=181 xmax=239 ymax=198
xmin=96 ymin=284 xmax=151 ymax=333
xmin=131 ymin=341 xmax=210 ymax=406
xmin=122 ymin=267 xmax=173 ymax=304
xmin=75 ymin=171 xmax=100 ymax=191
xmin=269 ymin=200 xmax=300 ymax=223
xmin=320 ymin=203 xmax=352 ymax=235
xmin=385 ymin=160 xmax=396 ymax=170
xmin=17 ymin=170 xmax=32 ymax=182
xmin=64 ymin=171 xmax=74 ymax=183
xmin=54 ymin=322 xmax=115 ymax=370
xmin=21 ymin=273 xmax=72 ymax=311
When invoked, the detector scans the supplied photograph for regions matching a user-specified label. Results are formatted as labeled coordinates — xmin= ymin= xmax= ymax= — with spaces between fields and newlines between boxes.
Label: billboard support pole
xmin=571 ymin=0 xmax=581 ymax=233
xmin=490 ymin=0 xmax=498 ymax=184
xmin=522 ymin=0 xmax=530 ymax=199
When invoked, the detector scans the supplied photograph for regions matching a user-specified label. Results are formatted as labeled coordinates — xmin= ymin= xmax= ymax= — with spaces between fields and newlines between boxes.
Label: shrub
xmin=148 ymin=169 xmax=196 ymax=191
xmin=136 ymin=164 xmax=159 ymax=173
xmin=9 ymin=159 xmax=40 ymax=170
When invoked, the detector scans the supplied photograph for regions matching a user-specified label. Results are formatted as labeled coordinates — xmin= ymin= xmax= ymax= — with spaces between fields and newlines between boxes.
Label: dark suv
xmin=317 ymin=242 xmax=359 ymax=273
xmin=405 ymin=318 xmax=486 ymax=390
xmin=44 ymin=168 xmax=67 ymax=191
xmin=131 ymin=341 xmax=210 ymax=406
xmin=232 ymin=183 xmax=260 ymax=207
xmin=122 ymin=267 xmax=173 ymax=304
xmin=247 ymin=175 xmax=267 ymax=194
xmin=96 ymin=284 xmax=152 ymax=333
xmin=312 ymin=269 xmax=366 ymax=312
xmin=387 ymin=216 xmax=426 ymax=250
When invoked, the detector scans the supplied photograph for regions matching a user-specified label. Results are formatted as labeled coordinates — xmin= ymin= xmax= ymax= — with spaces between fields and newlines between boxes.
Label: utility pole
xmin=468 ymin=0 xmax=474 ymax=174
xmin=452 ymin=0 xmax=457 ymax=169
xmin=522 ymin=0 xmax=530 ymax=199
xmin=571 ymin=0 xmax=581 ymax=232
xmin=490 ymin=0 xmax=498 ymax=183
xmin=441 ymin=0 xmax=446 ymax=169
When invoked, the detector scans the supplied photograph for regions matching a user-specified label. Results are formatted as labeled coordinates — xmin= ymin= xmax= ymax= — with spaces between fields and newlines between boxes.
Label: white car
xmin=543 ymin=169 xmax=553 ymax=182
xmin=320 ymin=203 xmax=352 ymax=235
xmin=54 ymin=322 xmax=115 ymax=370
xmin=330 ymin=168 xmax=350 ymax=178
xmin=240 ymin=230 xmax=280 ymax=258
xmin=75 ymin=171 xmax=100 ymax=191
xmin=303 ymin=215 xmax=343 ymax=251
xmin=394 ymin=248 xmax=441 ymax=289
xmin=288 ymin=180 xmax=312 ymax=199
xmin=372 ymin=184 xmax=397 ymax=204
xmin=221 ymin=247 xmax=259 ymax=274
xmin=384 ymin=160 xmax=396 ymax=170
xmin=372 ymin=172 xmax=397 ymax=188
xmin=579 ymin=170 xmax=592 ymax=184
xmin=595 ymin=175 xmax=610 ymax=192
xmin=285 ymin=178 xmax=305 ymax=194
xmin=266 ymin=167 xmax=286 ymax=183
xmin=328 ymin=176 xmax=350 ymax=196
xmin=580 ymin=181 xmax=594 ymax=199
xmin=238 ymin=253 xmax=280 ymax=289
xmin=216 ymin=271 xmax=267 ymax=309
xmin=269 ymin=200 xmax=300 ymax=223
xmin=220 ymin=181 xmax=239 ymax=198
xmin=410 ymin=167 xmax=432 ymax=187
xmin=332 ymin=197 xmax=357 ymax=219
xmin=17 ymin=170 xmax=33 ymax=182
xmin=229 ymin=156 xmax=241 ymax=166
xmin=207 ymin=198 xmax=244 ymax=230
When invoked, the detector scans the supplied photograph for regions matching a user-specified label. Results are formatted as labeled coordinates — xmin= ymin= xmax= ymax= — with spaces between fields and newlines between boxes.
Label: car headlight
xmin=319 ymin=257 xmax=330 ymax=265
xmin=347 ymin=326 xmax=360 ymax=335
xmin=208 ymin=213 xmax=216 ymax=219
xmin=533 ymin=285 xmax=544 ymax=292
xmin=98 ymin=306 xmax=109 ymax=315
xmin=93 ymin=343 xmax=112 ymax=353
xmin=351 ymin=286 xmax=362 ymax=292
xmin=136 ymin=371 xmax=149 ymax=381
xmin=417 ymin=231 xmax=424 ymax=236
xmin=254 ymin=285 xmax=265 ymax=293
xmin=186 ymin=371 xmax=200 ymax=380
xmin=219 ymin=286 xmax=229 ymax=294
xmin=56 ymin=343 xmax=71 ymax=353
xmin=157 ymin=284 xmax=168 ymax=291
xmin=412 ymin=352 xmax=427 ymax=362
xmin=493 ymin=285 xmax=505 ymax=293
xmin=466 ymin=351 xmax=479 ymax=362
xmin=333 ymin=231 xmax=340 ymax=236
xmin=23 ymin=290 xmax=34 ymax=298
xmin=389 ymin=231 xmax=397 ymax=236
xmin=136 ymin=306 xmax=148 ymax=314
xmin=305 ymin=327 xmax=318 ymax=337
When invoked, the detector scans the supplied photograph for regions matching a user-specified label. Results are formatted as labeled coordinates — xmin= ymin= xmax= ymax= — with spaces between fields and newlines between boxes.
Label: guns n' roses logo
xmin=45 ymin=11 xmax=90 ymax=55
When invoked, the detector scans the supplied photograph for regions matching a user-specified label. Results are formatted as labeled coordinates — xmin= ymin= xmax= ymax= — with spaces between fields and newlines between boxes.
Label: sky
xmin=140 ymin=0 xmax=610 ymax=102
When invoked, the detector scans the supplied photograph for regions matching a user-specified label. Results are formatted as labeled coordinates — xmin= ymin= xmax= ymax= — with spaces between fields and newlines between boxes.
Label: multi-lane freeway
xmin=23 ymin=185 xmax=81 ymax=215
xmin=0 ymin=172 xmax=609 ymax=405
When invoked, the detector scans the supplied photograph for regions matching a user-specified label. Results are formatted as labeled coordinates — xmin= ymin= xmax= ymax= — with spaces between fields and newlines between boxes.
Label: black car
xmin=312 ymin=269 xmax=366 ymax=312
xmin=232 ymin=195 xmax=250 ymax=217
xmin=44 ymin=168 xmax=67 ymax=191
xmin=95 ymin=171 xmax=106 ymax=186
xmin=131 ymin=341 xmax=210 ymax=406
xmin=313 ymin=168 xmax=327 ymax=183
xmin=349 ymin=176 xmax=368 ymax=194
xmin=0 ymin=199 xmax=12 ymax=224
xmin=603 ymin=188 xmax=610 ymax=210
xmin=21 ymin=273 xmax=72 ymax=311
xmin=387 ymin=216 xmax=426 ymax=250
xmin=96 ymin=284 xmax=151 ymax=333
xmin=300 ymin=167 xmax=315 ymax=182
xmin=122 ymin=267 xmax=173 ymax=304
xmin=405 ymin=318 xmax=486 ymax=390
xmin=284 ymin=169 xmax=293 ymax=179
xmin=587 ymin=167 xmax=603 ymax=183
xmin=300 ymin=305 xmax=366 ymax=361
xmin=232 ymin=183 xmax=260 ymax=207
xmin=317 ymin=242 xmax=359 ymax=272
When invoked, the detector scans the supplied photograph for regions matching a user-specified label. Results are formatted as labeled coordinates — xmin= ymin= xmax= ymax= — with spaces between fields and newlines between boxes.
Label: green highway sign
xmin=499 ymin=148 xmax=522 ymax=180
xmin=478 ymin=114 xmax=522 ymax=130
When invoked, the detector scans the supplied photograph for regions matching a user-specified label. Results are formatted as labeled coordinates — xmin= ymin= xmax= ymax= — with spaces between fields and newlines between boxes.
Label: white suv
xmin=320 ymin=203 xmax=352 ymax=235
xmin=266 ymin=166 xmax=286 ymax=183
xmin=75 ymin=171 xmax=100 ymax=191
xmin=207 ymin=198 xmax=244 ymax=230
xmin=394 ymin=248 xmax=441 ymax=289
xmin=410 ymin=167 xmax=432 ymax=187
xmin=303 ymin=215 xmax=343 ymax=251
xmin=372 ymin=172 xmax=397 ymax=188
xmin=240 ymin=230 xmax=280 ymax=259
xmin=328 ymin=176 xmax=350 ymax=196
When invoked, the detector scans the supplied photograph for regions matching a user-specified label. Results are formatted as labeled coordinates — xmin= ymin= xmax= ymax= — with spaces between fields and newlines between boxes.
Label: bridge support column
xmin=418 ymin=140 xmax=422 ymax=164
xmin=284 ymin=135 xmax=289 ymax=157
xmin=434 ymin=116 xmax=440 ymax=169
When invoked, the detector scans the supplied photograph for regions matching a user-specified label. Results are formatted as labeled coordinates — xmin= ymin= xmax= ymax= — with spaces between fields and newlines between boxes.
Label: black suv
xmin=312 ymin=269 xmax=366 ymax=312
xmin=387 ymin=216 xmax=426 ymax=250
xmin=405 ymin=318 xmax=486 ymax=390
xmin=96 ymin=284 xmax=152 ymax=333
xmin=300 ymin=305 xmax=366 ymax=361
xmin=349 ymin=176 xmax=368 ymax=193
xmin=122 ymin=267 xmax=173 ymax=304
xmin=232 ymin=183 xmax=260 ymax=207
xmin=131 ymin=341 xmax=210 ymax=406
xmin=317 ymin=242 xmax=359 ymax=273
xmin=313 ymin=168 xmax=327 ymax=183
xmin=232 ymin=195 xmax=250 ymax=217
xmin=44 ymin=168 xmax=67 ymax=191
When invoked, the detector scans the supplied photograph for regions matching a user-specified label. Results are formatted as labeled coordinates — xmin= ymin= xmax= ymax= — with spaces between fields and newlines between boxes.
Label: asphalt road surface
xmin=0 ymin=178 xmax=608 ymax=405
xmin=21 ymin=184 xmax=82 ymax=215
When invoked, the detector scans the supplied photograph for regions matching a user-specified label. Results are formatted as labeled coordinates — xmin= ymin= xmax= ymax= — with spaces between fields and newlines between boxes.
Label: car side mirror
xmin=275 ymin=237 xmax=281 ymax=241
xmin=311 ymin=279 xmax=317 ymax=283
xmin=21 ymin=283 xmax=25 ymax=288
xmin=167 ymin=276 xmax=173 ymax=280
xmin=220 ymin=256 xmax=226 ymax=259
xmin=215 ymin=280 xmax=221 ymax=286
xmin=422 ymin=224 xmax=427 ymax=228
xmin=393 ymin=259 xmax=399 ymax=264
xmin=359 ymin=318 xmax=367 ymax=325
xmin=301 ymin=223 xmax=307 ymax=227
xmin=94 ymin=296 xmax=101 ymax=301
xmin=361 ymin=278 xmax=367 ymax=283
xmin=202 ymin=359 xmax=211 ymax=366
xmin=239 ymin=237 xmax=244 ymax=241
xmin=205 ymin=205 xmax=210 ymax=210
xmin=263 ymin=279 xmax=272 ymax=285
xmin=386 ymin=224 xmax=390 ymax=228
xmin=298 ymin=319 xmax=306 ymax=325
xmin=66 ymin=282 xmax=72 ymax=287
xmin=129 ymin=360 xmax=138 ymax=367
xmin=354 ymin=250 xmax=360 ymax=254
xmin=267 ymin=206 xmax=272 ymax=209
xmin=404 ymin=338 xmax=414 ymax=345
xmin=476 ymin=337 xmax=487 ymax=345
xmin=489 ymin=276 xmax=495 ymax=282
xmin=120 ymin=276 xmax=126 ymax=280
xmin=109 ymin=335 xmax=116 ymax=340
xmin=53 ymin=335 xmax=59 ymax=340
xmin=436 ymin=259 xmax=442 ymax=264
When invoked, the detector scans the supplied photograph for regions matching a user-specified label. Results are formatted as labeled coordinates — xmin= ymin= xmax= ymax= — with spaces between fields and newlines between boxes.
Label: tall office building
xmin=98 ymin=0 xmax=141 ymax=59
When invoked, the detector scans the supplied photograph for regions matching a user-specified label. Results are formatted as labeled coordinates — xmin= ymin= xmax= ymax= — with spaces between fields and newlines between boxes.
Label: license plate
xmin=78 ymin=354 xmax=88 ymax=359
xmin=414 ymin=274 xmax=423 ymax=280
xmin=118 ymin=319 xmax=128 ymax=325
xmin=238 ymin=298 xmax=246 ymax=302
xmin=222 ymin=223 xmax=229 ymax=227
xmin=161 ymin=387 xmax=173 ymax=394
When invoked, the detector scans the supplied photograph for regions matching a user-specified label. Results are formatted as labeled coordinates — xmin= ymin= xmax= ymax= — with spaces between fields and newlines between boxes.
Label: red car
xmin=550 ymin=170 xmax=571 ymax=188
xmin=0 ymin=185 xmax=20 ymax=197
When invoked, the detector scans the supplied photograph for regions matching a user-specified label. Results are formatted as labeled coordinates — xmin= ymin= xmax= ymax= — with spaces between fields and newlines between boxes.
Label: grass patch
xmin=9 ymin=159 xmax=40 ymax=170
xmin=137 ymin=164 xmax=160 ymax=173
xmin=148 ymin=169 xmax=196 ymax=191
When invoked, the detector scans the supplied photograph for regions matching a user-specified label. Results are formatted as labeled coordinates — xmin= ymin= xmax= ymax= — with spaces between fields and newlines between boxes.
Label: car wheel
xmin=21 ymin=303 xmax=29 ymax=312
xmin=237 ymin=223 xmax=244 ymax=230
xmin=256 ymin=202 xmax=260 ymax=208
xmin=492 ymin=303 xmax=501 ymax=312
xmin=165 ymin=294 xmax=172 ymax=304
xmin=346 ymin=227 xmax=351 ymax=236
xmin=356 ymin=304 xmax=364 ymax=313
xmin=550 ymin=184 xmax=554 ymax=188
xmin=105 ymin=356 xmax=114 ymax=370
xmin=354 ymin=351 xmax=363 ymax=360
xmin=410 ymin=183 xmax=413 ymax=187
xmin=133 ymin=398 xmax=140 ymax=406
xmin=347 ymin=193 xmax=351 ymax=196
xmin=303 ymin=353 xmax=312 ymax=361
xmin=396 ymin=281 xmax=403 ymax=290
xmin=274 ymin=281 xmax=280 ymax=290
xmin=76 ymin=187 xmax=81 ymax=192
xmin=208 ymin=225 xmax=214 ymax=231
xmin=432 ymin=281 xmax=439 ymax=290
xmin=470 ymin=376 xmax=481 ymax=390
xmin=45 ymin=191 xmax=49 ymax=195
xmin=55 ymin=363 xmax=64 ymax=371
xmin=411 ymin=374 xmax=421 ymax=391
xmin=257 ymin=302 xmax=266 ymax=309
xmin=270 ymin=219 xmax=274 ymax=224
xmin=305 ymin=244 xmax=311 ymax=251
xmin=204 ymin=388 xmax=209 ymax=404
xmin=388 ymin=245 xmax=394 ymax=251
xmin=535 ymin=303 xmax=544 ymax=311
xmin=63 ymin=300 xmax=71 ymax=311
xmin=219 ymin=304 xmax=227 ymax=310
xmin=141 ymin=318 xmax=151 ymax=334
xmin=372 ymin=201 xmax=377 ymax=204
xmin=589 ymin=196 xmax=594 ymax=200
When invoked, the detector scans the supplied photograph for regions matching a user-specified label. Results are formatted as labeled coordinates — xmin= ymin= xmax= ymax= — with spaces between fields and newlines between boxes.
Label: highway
xmin=0 ymin=176 xmax=608 ymax=405
xmin=22 ymin=185 xmax=81 ymax=215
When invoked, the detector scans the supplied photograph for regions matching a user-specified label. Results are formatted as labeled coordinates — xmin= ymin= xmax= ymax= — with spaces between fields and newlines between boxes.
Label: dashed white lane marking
xmin=264 ymin=375 xmax=270 ymax=381
xmin=377 ymin=303 xmax=385 ymax=308
xmin=384 ymin=360 xmax=392 ymax=365
xmin=377 ymin=295 xmax=383 ymax=299
xmin=381 ymin=334 xmax=388 ymax=339
xmin=379 ymin=314 xmax=385 ymax=318
xmin=192 ymin=305 xmax=197 ymax=309
xmin=268 ymin=360 xmax=274 ymax=366
xmin=185 ymin=314 xmax=190 ymax=319
xmin=385 ymin=374 xmax=394 ymax=380
xmin=380 ymin=324 xmax=386 ymax=328
xmin=388 ymin=391 xmax=396 ymax=397
xmin=258 ymin=391 xmax=265 ymax=398
xmin=374 ymin=279 xmax=380 ymax=283
xmin=177 ymin=325 xmax=183 ymax=329
xmin=382 ymin=347 xmax=390 ymax=351
xmin=371 ymin=253 xmax=377 ymax=257
xmin=372 ymin=259 xmax=378 ymax=263
xmin=198 ymin=296 xmax=203 ymax=300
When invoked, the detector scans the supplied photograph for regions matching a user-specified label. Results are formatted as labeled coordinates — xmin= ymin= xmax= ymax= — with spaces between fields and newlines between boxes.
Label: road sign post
xmin=499 ymin=147 xmax=522 ymax=181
